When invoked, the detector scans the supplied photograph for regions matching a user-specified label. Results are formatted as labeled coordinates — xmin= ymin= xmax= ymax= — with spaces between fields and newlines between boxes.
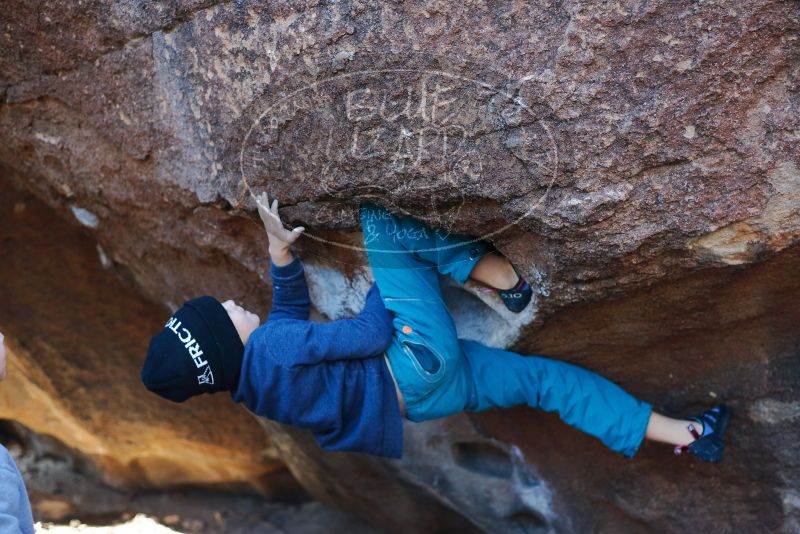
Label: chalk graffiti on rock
xmin=239 ymin=68 xmax=558 ymax=255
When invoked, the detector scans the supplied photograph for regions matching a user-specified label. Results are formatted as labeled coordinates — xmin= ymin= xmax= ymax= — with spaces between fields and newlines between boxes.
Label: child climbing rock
xmin=141 ymin=195 xmax=729 ymax=463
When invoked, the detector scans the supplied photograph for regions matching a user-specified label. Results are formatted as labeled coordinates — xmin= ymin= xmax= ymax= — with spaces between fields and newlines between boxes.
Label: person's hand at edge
xmin=255 ymin=192 xmax=305 ymax=266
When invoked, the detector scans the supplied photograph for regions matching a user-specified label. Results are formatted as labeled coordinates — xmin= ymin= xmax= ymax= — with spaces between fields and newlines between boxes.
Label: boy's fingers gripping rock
xmin=255 ymin=192 xmax=304 ymax=245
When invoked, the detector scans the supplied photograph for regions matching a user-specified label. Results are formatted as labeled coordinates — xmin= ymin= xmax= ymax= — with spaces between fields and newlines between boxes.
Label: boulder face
xmin=1 ymin=0 xmax=799 ymax=532
xmin=0 ymin=181 xmax=281 ymax=492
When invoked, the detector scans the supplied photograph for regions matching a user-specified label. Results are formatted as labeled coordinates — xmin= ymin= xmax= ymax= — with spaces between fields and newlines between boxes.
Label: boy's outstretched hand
xmin=256 ymin=192 xmax=305 ymax=266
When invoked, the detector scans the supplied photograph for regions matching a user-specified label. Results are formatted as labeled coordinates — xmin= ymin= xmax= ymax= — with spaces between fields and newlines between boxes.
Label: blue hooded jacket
xmin=231 ymin=257 xmax=404 ymax=457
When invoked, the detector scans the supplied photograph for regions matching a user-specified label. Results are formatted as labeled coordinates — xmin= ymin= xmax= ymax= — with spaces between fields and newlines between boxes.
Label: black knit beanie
xmin=141 ymin=296 xmax=245 ymax=402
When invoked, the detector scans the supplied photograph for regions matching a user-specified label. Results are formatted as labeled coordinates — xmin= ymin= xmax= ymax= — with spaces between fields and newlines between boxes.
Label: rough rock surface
xmin=2 ymin=421 xmax=376 ymax=534
xmin=1 ymin=1 xmax=799 ymax=533
xmin=0 ymin=181 xmax=281 ymax=492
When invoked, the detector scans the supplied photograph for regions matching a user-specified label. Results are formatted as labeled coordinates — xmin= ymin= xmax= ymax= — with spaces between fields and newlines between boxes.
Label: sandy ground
xmin=38 ymin=515 xmax=182 ymax=533
xmin=3 ymin=424 xmax=382 ymax=534
xmin=34 ymin=501 xmax=381 ymax=534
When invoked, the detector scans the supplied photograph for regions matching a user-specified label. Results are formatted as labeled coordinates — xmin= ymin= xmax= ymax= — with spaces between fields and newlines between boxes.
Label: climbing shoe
xmin=497 ymin=271 xmax=533 ymax=313
xmin=673 ymin=405 xmax=730 ymax=463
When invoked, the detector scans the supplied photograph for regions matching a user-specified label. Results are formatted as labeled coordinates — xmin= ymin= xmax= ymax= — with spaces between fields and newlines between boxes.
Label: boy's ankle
xmin=688 ymin=421 xmax=704 ymax=442
xmin=497 ymin=262 xmax=520 ymax=290
xmin=694 ymin=421 xmax=705 ymax=436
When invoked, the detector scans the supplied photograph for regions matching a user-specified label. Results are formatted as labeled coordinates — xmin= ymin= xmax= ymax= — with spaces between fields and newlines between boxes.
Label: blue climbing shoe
xmin=673 ymin=405 xmax=730 ymax=463
xmin=478 ymin=244 xmax=533 ymax=313
xmin=497 ymin=271 xmax=533 ymax=313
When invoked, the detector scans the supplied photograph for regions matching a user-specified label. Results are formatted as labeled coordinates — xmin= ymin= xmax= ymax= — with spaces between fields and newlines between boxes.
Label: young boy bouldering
xmin=142 ymin=194 xmax=729 ymax=462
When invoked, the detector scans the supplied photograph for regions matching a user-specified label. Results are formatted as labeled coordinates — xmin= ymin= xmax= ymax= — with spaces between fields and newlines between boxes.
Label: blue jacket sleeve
xmin=267 ymin=257 xmax=311 ymax=322
xmin=269 ymin=282 xmax=394 ymax=365
xmin=303 ymin=283 xmax=394 ymax=362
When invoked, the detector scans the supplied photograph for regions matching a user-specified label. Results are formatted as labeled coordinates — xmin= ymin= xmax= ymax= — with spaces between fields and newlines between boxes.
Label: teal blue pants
xmin=361 ymin=203 xmax=652 ymax=457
